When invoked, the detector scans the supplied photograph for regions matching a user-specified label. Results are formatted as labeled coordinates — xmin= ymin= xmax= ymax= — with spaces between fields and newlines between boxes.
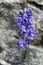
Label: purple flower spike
xmin=17 ymin=8 xmax=36 ymax=51
xmin=19 ymin=9 xmax=24 ymax=17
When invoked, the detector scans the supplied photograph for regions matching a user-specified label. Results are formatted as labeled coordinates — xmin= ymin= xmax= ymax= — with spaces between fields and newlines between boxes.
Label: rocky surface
xmin=29 ymin=45 xmax=43 ymax=65
xmin=0 ymin=60 xmax=10 ymax=65
xmin=0 ymin=0 xmax=43 ymax=65
xmin=0 ymin=0 xmax=26 ymax=3
xmin=27 ymin=0 xmax=43 ymax=5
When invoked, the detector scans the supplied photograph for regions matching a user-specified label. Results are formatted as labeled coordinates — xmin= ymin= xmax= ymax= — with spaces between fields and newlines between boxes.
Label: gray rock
xmin=0 ymin=0 xmax=26 ymax=3
xmin=29 ymin=45 xmax=43 ymax=65
xmin=27 ymin=0 xmax=43 ymax=5
xmin=0 ymin=60 xmax=11 ymax=65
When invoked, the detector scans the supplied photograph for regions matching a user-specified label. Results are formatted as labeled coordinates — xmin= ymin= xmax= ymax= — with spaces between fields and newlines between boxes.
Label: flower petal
xmin=26 ymin=8 xmax=32 ymax=16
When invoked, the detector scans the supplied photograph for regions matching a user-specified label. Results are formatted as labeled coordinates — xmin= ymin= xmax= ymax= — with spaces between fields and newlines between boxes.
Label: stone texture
xmin=0 ymin=60 xmax=11 ymax=65
xmin=0 ymin=0 xmax=26 ymax=3
xmin=27 ymin=0 xmax=43 ymax=5
xmin=29 ymin=45 xmax=43 ymax=65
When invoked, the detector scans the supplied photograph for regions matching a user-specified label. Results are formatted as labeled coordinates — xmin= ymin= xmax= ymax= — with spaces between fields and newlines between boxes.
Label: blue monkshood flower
xmin=25 ymin=38 xmax=30 ymax=45
xmin=23 ymin=13 xmax=28 ymax=19
xmin=28 ymin=16 xmax=33 ymax=23
xmin=17 ymin=17 xmax=23 ymax=28
xmin=29 ymin=33 xmax=35 ymax=40
xmin=23 ymin=17 xmax=32 ymax=26
xmin=27 ymin=20 xmax=32 ymax=25
xmin=17 ymin=17 xmax=23 ymax=23
xmin=18 ymin=39 xmax=25 ymax=51
xmin=27 ymin=25 xmax=32 ymax=32
xmin=26 ymin=8 xmax=32 ymax=16
xmin=28 ymin=23 xmax=32 ymax=28
xmin=30 ymin=27 xmax=35 ymax=33
xmin=23 ymin=18 xmax=28 ymax=25
xmin=25 ymin=27 xmax=35 ymax=40
xmin=23 ymin=15 xmax=33 ymax=25
xmin=19 ymin=39 xmax=25 ymax=45
xmin=19 ymin=9 xmax=24 ymax=17
xmin=23 ymin=13 xmax=28 ymax=25
xmin=17 ymin=22 xmax=21 ymax=29
xmin=24 ymin=35 xmax=30 ymax=45
xmin=21 ymin=25 xmax=26 ymax=33
xmin=29 ymin=27 xmax=35 ymax=40
xmin=19 ymin=43 xmax=25 ymax=51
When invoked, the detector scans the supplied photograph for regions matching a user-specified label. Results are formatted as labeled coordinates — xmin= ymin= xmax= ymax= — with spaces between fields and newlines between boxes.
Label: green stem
xmin=26 ymin=47 xmax=29 ymax=65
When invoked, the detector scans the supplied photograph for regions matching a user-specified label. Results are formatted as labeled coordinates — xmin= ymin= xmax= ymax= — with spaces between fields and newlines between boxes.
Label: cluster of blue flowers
xmin=17 ymin=8 xmax=35 ymax=51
